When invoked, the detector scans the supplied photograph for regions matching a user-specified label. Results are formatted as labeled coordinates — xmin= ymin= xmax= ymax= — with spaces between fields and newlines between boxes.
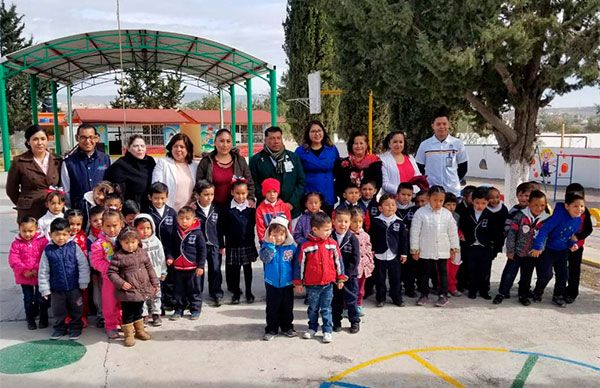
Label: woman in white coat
xmin=152 ymin=133 xmax=199 ymax=211
xmin=379 ymin=131 xmax=422 ymax=195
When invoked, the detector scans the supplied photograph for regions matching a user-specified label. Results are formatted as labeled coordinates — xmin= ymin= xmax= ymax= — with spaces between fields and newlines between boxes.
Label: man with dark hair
xmin=415 ymin=111 xmax=468 ymax=197
xmin=61 ymin=124 xmax=111 ymax=209
xmin=250 ymin=126 xmax=305 ymax=218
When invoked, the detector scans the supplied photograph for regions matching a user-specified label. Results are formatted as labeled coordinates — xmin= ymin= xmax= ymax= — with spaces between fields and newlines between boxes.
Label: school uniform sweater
xmin=359 ymin=198 xmax=380 ymax=221
xmin=195 ymin=203 xmax=223 ymax=248
xmin=145 ymin=204 xmax=177 ymax=257
xmin=170 ymin=219 xmax=207 ymax=271
xmin=332 ymin=231 xmax=361 ymax=278
xmin=369 ymin=214 xmax=409 ymax=260
xmin=220 ymin=202 xmax=256 ymax=249
xmin=458 ymin=207 xmax=496 ymax=249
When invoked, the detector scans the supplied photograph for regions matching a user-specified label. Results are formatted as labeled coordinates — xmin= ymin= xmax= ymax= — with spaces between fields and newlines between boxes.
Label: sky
xmin=14 ymin=0 xmax=599 ymax=108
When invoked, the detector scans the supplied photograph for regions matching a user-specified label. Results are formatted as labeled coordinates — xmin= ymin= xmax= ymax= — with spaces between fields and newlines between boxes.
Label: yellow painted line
xmin=407 ymin=353 xmax=465 ymax=388
xmin=327 ymin=346 xmax=509 ymax=382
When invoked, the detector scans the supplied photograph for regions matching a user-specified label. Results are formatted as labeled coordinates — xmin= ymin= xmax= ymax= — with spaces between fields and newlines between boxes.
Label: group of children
xmin=8 ymin=171 xmax=593 ymax=345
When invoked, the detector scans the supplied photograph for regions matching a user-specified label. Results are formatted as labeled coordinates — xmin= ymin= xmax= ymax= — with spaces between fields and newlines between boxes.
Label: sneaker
xmin=519 ymin=297 xmax=531 ymax=306
xmin=449 ymin=290 xmax=462 ymax=297
xmin=349 ymin=323 xmax=360 ymax=334
xmin=393 ymin=300 xmax=405 ymax=307
xmin=170 ymin=311 xmax=183 ymax=321
xmin=532 ymin=293 xmax=542 ymax=303
xmin=190 ymin=311 xmax=201 ymax=320
xmin=96 ymin=317 xmax=105 ymax=328
xmin=564 ymin=296 xmax=575 ymax=304
xmin=282 ymin=329 xmax=297 ymax=338
xmin=50 ymin=330 xmax=66 ymax=340
xmin=246 ymin=294 xmax=255 ymax=304
xmin=376 ymin=301 xmax=385 ymax=308
xmin=480 ymin=293 xmax=492 ymax=300
xmin=435 ymin=295 xmax=449 ymax=307
xmin=493 ymin=294 xmax=504 ymax=305
xmin=322 ymin=332 xmax=333 ymax=343
xmin=152 ymin=314 xmax=162 ymax=327
xmin=69 ymin=331 xmax=81 ymax=341
xmin=231 ymin=296 xmax=240 ymax=305
xmin=357 ymin=306 xmax=365 ymax=317
xmin=333 ymin=325 xmax=342 ymax=333
xmin=416 ymin=295 xmax=428 ymax=306
xmin=468 ymin=292 xmax=477 ymax=299
xmin=27 ymin=321 xmax=37 ymax=330
xmin=302 ymin=329 xmax=316 ymax=339
xmin=552 ymin=296 xmax=567 ymax=308
xmin=405 ymin=291 xmax=417 ymax=298
xmin=106 ymin=329 xmax=119 ymax=339
xmin=263 ymin=332 xmax=276 ymax=341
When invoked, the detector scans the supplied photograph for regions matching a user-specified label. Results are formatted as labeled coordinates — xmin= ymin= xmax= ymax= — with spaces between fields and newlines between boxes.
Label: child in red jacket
xmin=256 ymin=178 xmax=292 ymax=243
xmin=294 ymin=212 xmax=347 ymax=344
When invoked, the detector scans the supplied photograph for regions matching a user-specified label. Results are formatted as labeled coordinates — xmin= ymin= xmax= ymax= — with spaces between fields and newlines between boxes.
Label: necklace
xmin=215 ymin=154 xmax=233 ymax=167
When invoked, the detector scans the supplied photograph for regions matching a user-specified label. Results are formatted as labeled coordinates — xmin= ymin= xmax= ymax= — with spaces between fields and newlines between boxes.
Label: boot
xmin=122 ymin=323 xmax=135 ymax=347
xmin=133 ymin=319 xmax=151 ymax=340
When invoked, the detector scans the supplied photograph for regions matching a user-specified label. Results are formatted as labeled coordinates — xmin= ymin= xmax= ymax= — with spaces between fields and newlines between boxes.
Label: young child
xmin=8 ymin=217 xmax=49 ymax=330
xmin=336 ymin=183 xmax=370 ymax=231
xmin=487 ymin=187 xmax=509 ymax=259
xmin=123 ymin=200 xmax=141 ymax=227
xmin=331 ymin=209 xmax=361 ymax=333
xmin=38 ymin=218 xmax=90 ymax=340
xmin=397 ymin=185 xmax=424 ymax=298
xmin=564 ymin=183 xmax=593 ymax=304
xmin=256 ymin=178 xmax=292 ymax=243
xmin=359 ymin=180 xmax=380 ymax=222
xmin=260 ymin=216 xmax=298 ymax=341
xmin=459 ymin=187 xmax=497 ymax=299
xmin=294 ymin=192 xmax=326 ymax=247
xmin=66 ymin=209 xmax=89 ymax=327
xmin=91 ymin=209 xmax=124 ymax=339
xmin=531 ymin=192 xmax=585 ymax=307
xmin=295 ymin=213 xmax=346 ymax=343
xmin=221 ymin=179 xmax=257 ymax=304
xmin=396 ymin=183 xmax=414 ymax=222
xmin=410 ymin=186 xmax=460 ymax=307
xmin=369 ymin=194 xmax=409 ymax=307
xmin=349 ymin=208 xmax=374 ymax=316
xmin=107 ymin=227 xmax=159 ymax=347
xmin=87 ymin=205 xmax=105 ymax=328
xmin=82 ymin=181 xmax=114 ymax=230
xmin=104 ymin=193 xmax=123 ymax=211
xmin=443 ymin=193 xmax=463 ymax=297
xmin=167 ymin=206 xmax=206 ymax=320
xmin=134 ymin=214 xmax=167 ymax=326
xmin=456 ymin=185 xmax=477 ymax=219
xmin=494 ymin=190 xmax=549 ymax=306
xmin=194 ymin=180 xmax=224 ymax=307
xmin=38 ymin=189 xmax=66 ymax=239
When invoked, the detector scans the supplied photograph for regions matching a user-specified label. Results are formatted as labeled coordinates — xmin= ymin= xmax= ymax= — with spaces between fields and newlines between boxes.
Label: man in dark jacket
xmin=249 ymin=127 xmax=305 ymax=218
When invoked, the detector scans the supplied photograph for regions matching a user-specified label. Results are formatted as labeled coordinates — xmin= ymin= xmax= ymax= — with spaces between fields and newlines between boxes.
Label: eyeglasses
xmin=78 ymin=135 xmax=98 ymax=142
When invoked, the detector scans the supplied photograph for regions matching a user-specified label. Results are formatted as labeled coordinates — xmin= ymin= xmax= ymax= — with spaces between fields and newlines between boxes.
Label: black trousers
xmin=265 ymin=283 xmax=294 ymax=334
xmin=418 ymin=259 xmax=448 ymax=296
xmin=162 ymin=266 xmax=176 ymax=309
xmin=121 ymin=301 xmax=144 ymax=324
xmin=21 ymin=285 xmax=49 ymax=324
xmin=173 ymin=270 xmax=203 ymax=313
xmin=225 ymin=264 xmax=253 ymax=297
xmin=401 ymin=258 xmax=417 ymax=294
xmin=465 ymin=246 xmax=493 ymax=295
xmin=332 ymin=276 xmax=360 ymax=326
xmin=51 ymin=289 xmax=83 ymax=334
xmin=498 ymin=256 xmax=536 ymax=298
xmin=534 ymin=248 xmax=568 ymax=298
xmin=518 ymin=257 xmax=536 ymax=298
xmin=565 ymin=247 xmax=583 ymax=299
xmin=206 ymin=246 xmax=224 ymax=300
xmin=374 ymin=259 xmax=402 ymax=303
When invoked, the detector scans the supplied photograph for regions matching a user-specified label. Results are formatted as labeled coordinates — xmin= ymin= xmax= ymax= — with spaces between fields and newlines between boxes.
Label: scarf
xmin=264 ymin=145 xmax=287 ymax=174
xmin=349 ymin=153 xmax=380 ymax=170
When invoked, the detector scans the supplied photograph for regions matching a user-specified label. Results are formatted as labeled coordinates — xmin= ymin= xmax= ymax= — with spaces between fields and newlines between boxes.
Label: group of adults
xmin=7 ymin=111 xmax=468 ymax=223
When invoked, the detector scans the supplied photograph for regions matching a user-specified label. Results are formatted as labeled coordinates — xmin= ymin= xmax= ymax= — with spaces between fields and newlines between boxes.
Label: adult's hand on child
xmin=294 ymin=285 xmax=303 ymax=294
xmin=337 ymin=282 xmax=344 ymax=290
xmin=529 ymin=249 xmax=542 ymax=258
xmin=122 ymin=282 xmax=132 ymax=290
xmin=195 ymin=268 xmax=204 ymax=277
xmin=400 ymin=255 xmax=408 ymax=264
xmin=166 ymin=259 xmax=173 ymax=266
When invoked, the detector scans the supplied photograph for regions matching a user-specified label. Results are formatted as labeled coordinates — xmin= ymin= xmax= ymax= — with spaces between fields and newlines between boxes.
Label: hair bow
xmin=46 ymin=185 xmax=65 ymax=195
xmin=231 ymin=176 xmax=247 ymax=184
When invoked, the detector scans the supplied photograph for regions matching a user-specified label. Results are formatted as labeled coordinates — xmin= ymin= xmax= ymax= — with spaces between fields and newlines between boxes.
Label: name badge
xmin=284 ymin=161 xmax=294 ymax=172
xmin=446 ymin=153 xmax=454 ymax=167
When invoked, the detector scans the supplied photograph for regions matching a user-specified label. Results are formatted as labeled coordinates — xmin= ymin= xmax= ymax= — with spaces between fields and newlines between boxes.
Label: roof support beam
xmin=87 ymin=34 xmax=118 ymax=72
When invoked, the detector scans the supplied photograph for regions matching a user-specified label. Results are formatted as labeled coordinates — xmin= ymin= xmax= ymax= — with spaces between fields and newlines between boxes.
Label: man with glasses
xmin=61 ymin=124 xmax=111 ymax=210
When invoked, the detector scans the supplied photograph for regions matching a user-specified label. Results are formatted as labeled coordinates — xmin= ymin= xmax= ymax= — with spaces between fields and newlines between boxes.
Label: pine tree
xmin=111 ymin=68 xmax=186 ymax=109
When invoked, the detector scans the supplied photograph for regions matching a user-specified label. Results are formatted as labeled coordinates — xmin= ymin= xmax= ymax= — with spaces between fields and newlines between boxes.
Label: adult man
xmin=415 ymin=112 xmax=468 ymax=197
xmin=61 ymin=124 xmax=111 ymax=209
xmin=249 ymin=126 xmax=305 ymax=218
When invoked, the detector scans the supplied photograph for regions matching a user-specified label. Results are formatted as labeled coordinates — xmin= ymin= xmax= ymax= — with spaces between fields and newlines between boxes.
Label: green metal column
xmin=230 ymin=84 xmax=236 ymax=145
xmin=0 ymin=65 xmax=11 ymax=171
xmin=269 ymin=67 xmax=277 ymax=127
xmin=66 ymin=84 xmax=73 ymax=150
xmin=218 ymin=88 xmax=224 ymax=128
xmin=51 ymin=81 xmax=62 ymax=155
xmin=30 ymin=75 xmax=39 ymax=125
xmin=246 ymin=78 xmax=253 ymax=156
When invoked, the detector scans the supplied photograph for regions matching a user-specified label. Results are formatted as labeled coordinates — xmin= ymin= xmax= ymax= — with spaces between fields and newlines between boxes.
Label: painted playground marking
xmin=0 ymin=340 xmax=86 ymax=374
xmin=319 ymin=346 xmax=600 ymax=388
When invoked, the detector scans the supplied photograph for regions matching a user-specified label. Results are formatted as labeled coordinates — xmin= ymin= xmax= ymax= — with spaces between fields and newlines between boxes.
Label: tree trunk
xmin=504 ymin=159 xmax=530 ymax=209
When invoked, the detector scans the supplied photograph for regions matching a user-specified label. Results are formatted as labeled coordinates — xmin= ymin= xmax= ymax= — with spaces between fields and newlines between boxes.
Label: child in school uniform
xmin=38 ymin=189 xmax=66 ymax=239
xmin=395 ymin=183 xmax=414 ymax=222
xmin=396 ymin=184 xmax=422 ymax=298
xmin=256 ymin=178 xmax=292 ymax=243
xmin=294 ymin=192 xmax=327 ymax=247
xmin=82 ymin=181 xmax=114 ymax=231
xmin=336 ymin=183 xmax=370 ymax=231
xmin=123 ymin=200 xmax=141 ymax=227
xmin=359 ymin=180 xmax=380 ymax=223
xmin=350 ymin=208 xmax=374 ymax=316
xmin=443 ymin=193 xmax=463 ymax=297
xmin=486 ymin=186 xmax=509 ymax=259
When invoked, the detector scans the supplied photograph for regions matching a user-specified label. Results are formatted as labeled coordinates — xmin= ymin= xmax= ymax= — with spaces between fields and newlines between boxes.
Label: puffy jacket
xmin=108 ymin=248 xmax=160 ymax=302
xmin=295 ymin=145 xmax=339 ymax=206
xmin=8 ymin=233 xmax=48 ymax=285
xmin=332 ymin=232 xmax=360 ymax=277
xmin=135 ymin=214 xmax=167 ymax=278
xmin=574 ymin=207 xmax=593 ymax=248
xmin=256 ymin=199 xmax=292 ymax=242
xmin=62 ymin=147 xmax=110 ymax=209
xmin=90 ymin=233 xmax=117 ymax=277
xmin=352 ymin=228 xmax=374 ymax=278
xmin=38 ymin=241 xmax=90 ymax=296
xmin=170 ymin=219 xmax=207 ymax=271
xmin=410 ymin=205 xmax=460 ymax=260
xmin=532 ymin=203 xmax=582 ymax=252
xmin=294 ymin=234 xmax=347 ymax=286
xmin=260 ymin=242 xmax=297 ymax=288
xmin=506 ymin=208 xmax=550 ymax=257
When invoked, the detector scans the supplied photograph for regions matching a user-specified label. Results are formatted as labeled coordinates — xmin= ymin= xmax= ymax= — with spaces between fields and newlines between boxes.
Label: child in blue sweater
xmin=531 ymin=192 xmax=585 ymax=307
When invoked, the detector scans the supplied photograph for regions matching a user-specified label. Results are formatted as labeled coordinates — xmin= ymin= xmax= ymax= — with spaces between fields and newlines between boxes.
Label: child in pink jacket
xmin=91 ymin=209 xmax=123 ymax=339
xmin=8 ymin=217 xmax=49 ymax=330
xmin=349 ymin=208 xmax=374 ymax=316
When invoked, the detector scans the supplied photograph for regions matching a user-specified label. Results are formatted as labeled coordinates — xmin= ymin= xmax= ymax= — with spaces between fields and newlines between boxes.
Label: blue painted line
xmin=510 ymin=350 xmax=600 ymax=373
xmin=319 ymin=381 xmax=370 ymax=388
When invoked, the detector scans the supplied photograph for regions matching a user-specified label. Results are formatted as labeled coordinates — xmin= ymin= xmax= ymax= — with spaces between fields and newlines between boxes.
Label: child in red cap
xmin=256 ymin=178 xmax=292 ymax=243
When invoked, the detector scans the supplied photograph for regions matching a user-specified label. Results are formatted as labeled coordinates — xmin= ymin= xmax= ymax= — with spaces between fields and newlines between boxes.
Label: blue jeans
xmin=306 ymin=284 xmax=333 ymax=334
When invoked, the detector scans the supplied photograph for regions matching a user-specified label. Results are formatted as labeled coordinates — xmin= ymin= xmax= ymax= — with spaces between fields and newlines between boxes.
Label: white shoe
xmin=302 ymin=329 xmax=316 ymax=339
xmin=323 ymin=332 xmax=333 ymax=343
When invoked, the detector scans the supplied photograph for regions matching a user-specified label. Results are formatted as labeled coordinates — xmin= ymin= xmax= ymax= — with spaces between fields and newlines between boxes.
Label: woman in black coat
xmin=105 ymin=135 xmax=156 ymax=209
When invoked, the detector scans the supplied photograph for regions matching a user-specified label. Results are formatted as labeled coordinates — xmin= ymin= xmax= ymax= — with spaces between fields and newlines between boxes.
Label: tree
xmin=184 ymin=95 xmax=221 ymax=110
xmin=282 ymin=0 xmax=340 ymax=144
xmin=111 ymin=68 xmax=186 ymax=109
xmin=0 ymin=1 xmax=49 ymax=133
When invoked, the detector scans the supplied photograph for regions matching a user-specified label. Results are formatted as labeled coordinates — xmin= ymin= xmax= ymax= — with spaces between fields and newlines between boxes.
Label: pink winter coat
xmin=352 ymin=228 xmax=374 ymax=278
xmin=90 ymin=233 xmax=116 ymax=279
xmin=8 ymin=233 xmax=48 ymax=285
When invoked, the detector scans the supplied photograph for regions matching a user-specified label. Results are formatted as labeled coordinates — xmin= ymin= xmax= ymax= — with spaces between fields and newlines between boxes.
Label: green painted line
xmin=0 ymin=340 xmax=86 ymax=374
xmin=510 ymin=354 xmax=539 ymax=388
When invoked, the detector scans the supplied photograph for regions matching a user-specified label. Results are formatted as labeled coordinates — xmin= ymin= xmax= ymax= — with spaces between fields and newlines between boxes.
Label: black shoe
xmin=552 ymin=296 xmax=567 ymax=308
xmin=376 ymin=301 xmax=385 ymax=308
xmin=333 ymin=325 xmax=342 ymax=333
xmin=27 ymin=321 xmax=37 ymax=330
xmin=213 ymin=298 xmax=222 ymax=307
xmin=493 ymin=294 xmax=504 ymax=305
xmin=38 ymin=319 xmax=49 ymax=329
xmin=350 ymin=323 xmax=360 ymax=334
xmin=405 ymin=291 xmax=417 ymax=298
xmin=532 ymin=293 xmax=542 ymax=303
xmin=564 ymin=296 xmax=575 ymax=304
xmin=282 ymin=329 xmax=297 ymax=338
xmin=480 ymin=293 xmax=492 ymax=300
xmin=231 ymin=295 xmax=240 ymax=305
xmin=519 ymin=297 xmax=531 ymax=306
xmin=246 ymin=294 xmax=255 ymax=304
xmin=96 ymin=317 xmax=105 ymax=328
xmin=468 ymin=292 xmax=477 ymax=299
xmin=393 ymin=300 xmax=405 ymax=307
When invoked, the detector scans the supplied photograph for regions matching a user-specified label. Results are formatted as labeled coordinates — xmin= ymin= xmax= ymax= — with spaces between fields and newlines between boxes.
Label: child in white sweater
xmin=410 ymin=186 xmax=460 ymax=307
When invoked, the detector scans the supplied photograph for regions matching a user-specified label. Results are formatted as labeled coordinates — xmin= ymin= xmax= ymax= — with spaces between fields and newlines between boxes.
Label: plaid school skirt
xmin=226 ymin=246 xmax=258 ymax=266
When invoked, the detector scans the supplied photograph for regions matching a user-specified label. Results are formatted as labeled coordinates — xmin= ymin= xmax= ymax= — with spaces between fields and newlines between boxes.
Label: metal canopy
xmin=0 ymin=29 xmax=272 ymax=88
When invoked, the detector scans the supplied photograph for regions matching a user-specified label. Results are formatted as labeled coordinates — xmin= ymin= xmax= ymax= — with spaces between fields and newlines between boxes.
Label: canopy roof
xmin=0 ymin=29 xmax=272 ymax=88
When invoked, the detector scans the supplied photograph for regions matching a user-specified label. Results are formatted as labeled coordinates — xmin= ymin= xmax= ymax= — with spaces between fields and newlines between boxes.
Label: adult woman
xmin=196 ymin=128 xmax=255 ymax=207
xmin=6 ymin=125 xmax=62 ymax=222
xmin=295 ymin=120 xmax=339 ymax=208
xmin=105 ymin=135 xmax=156 ymax=209
xmin=151 ymin=133 xmax=198 ymax=211
xmin=333 ymin=132 xmax=383 ymax=200
xmin=379 ymin=131 xmax=421 ymax=195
